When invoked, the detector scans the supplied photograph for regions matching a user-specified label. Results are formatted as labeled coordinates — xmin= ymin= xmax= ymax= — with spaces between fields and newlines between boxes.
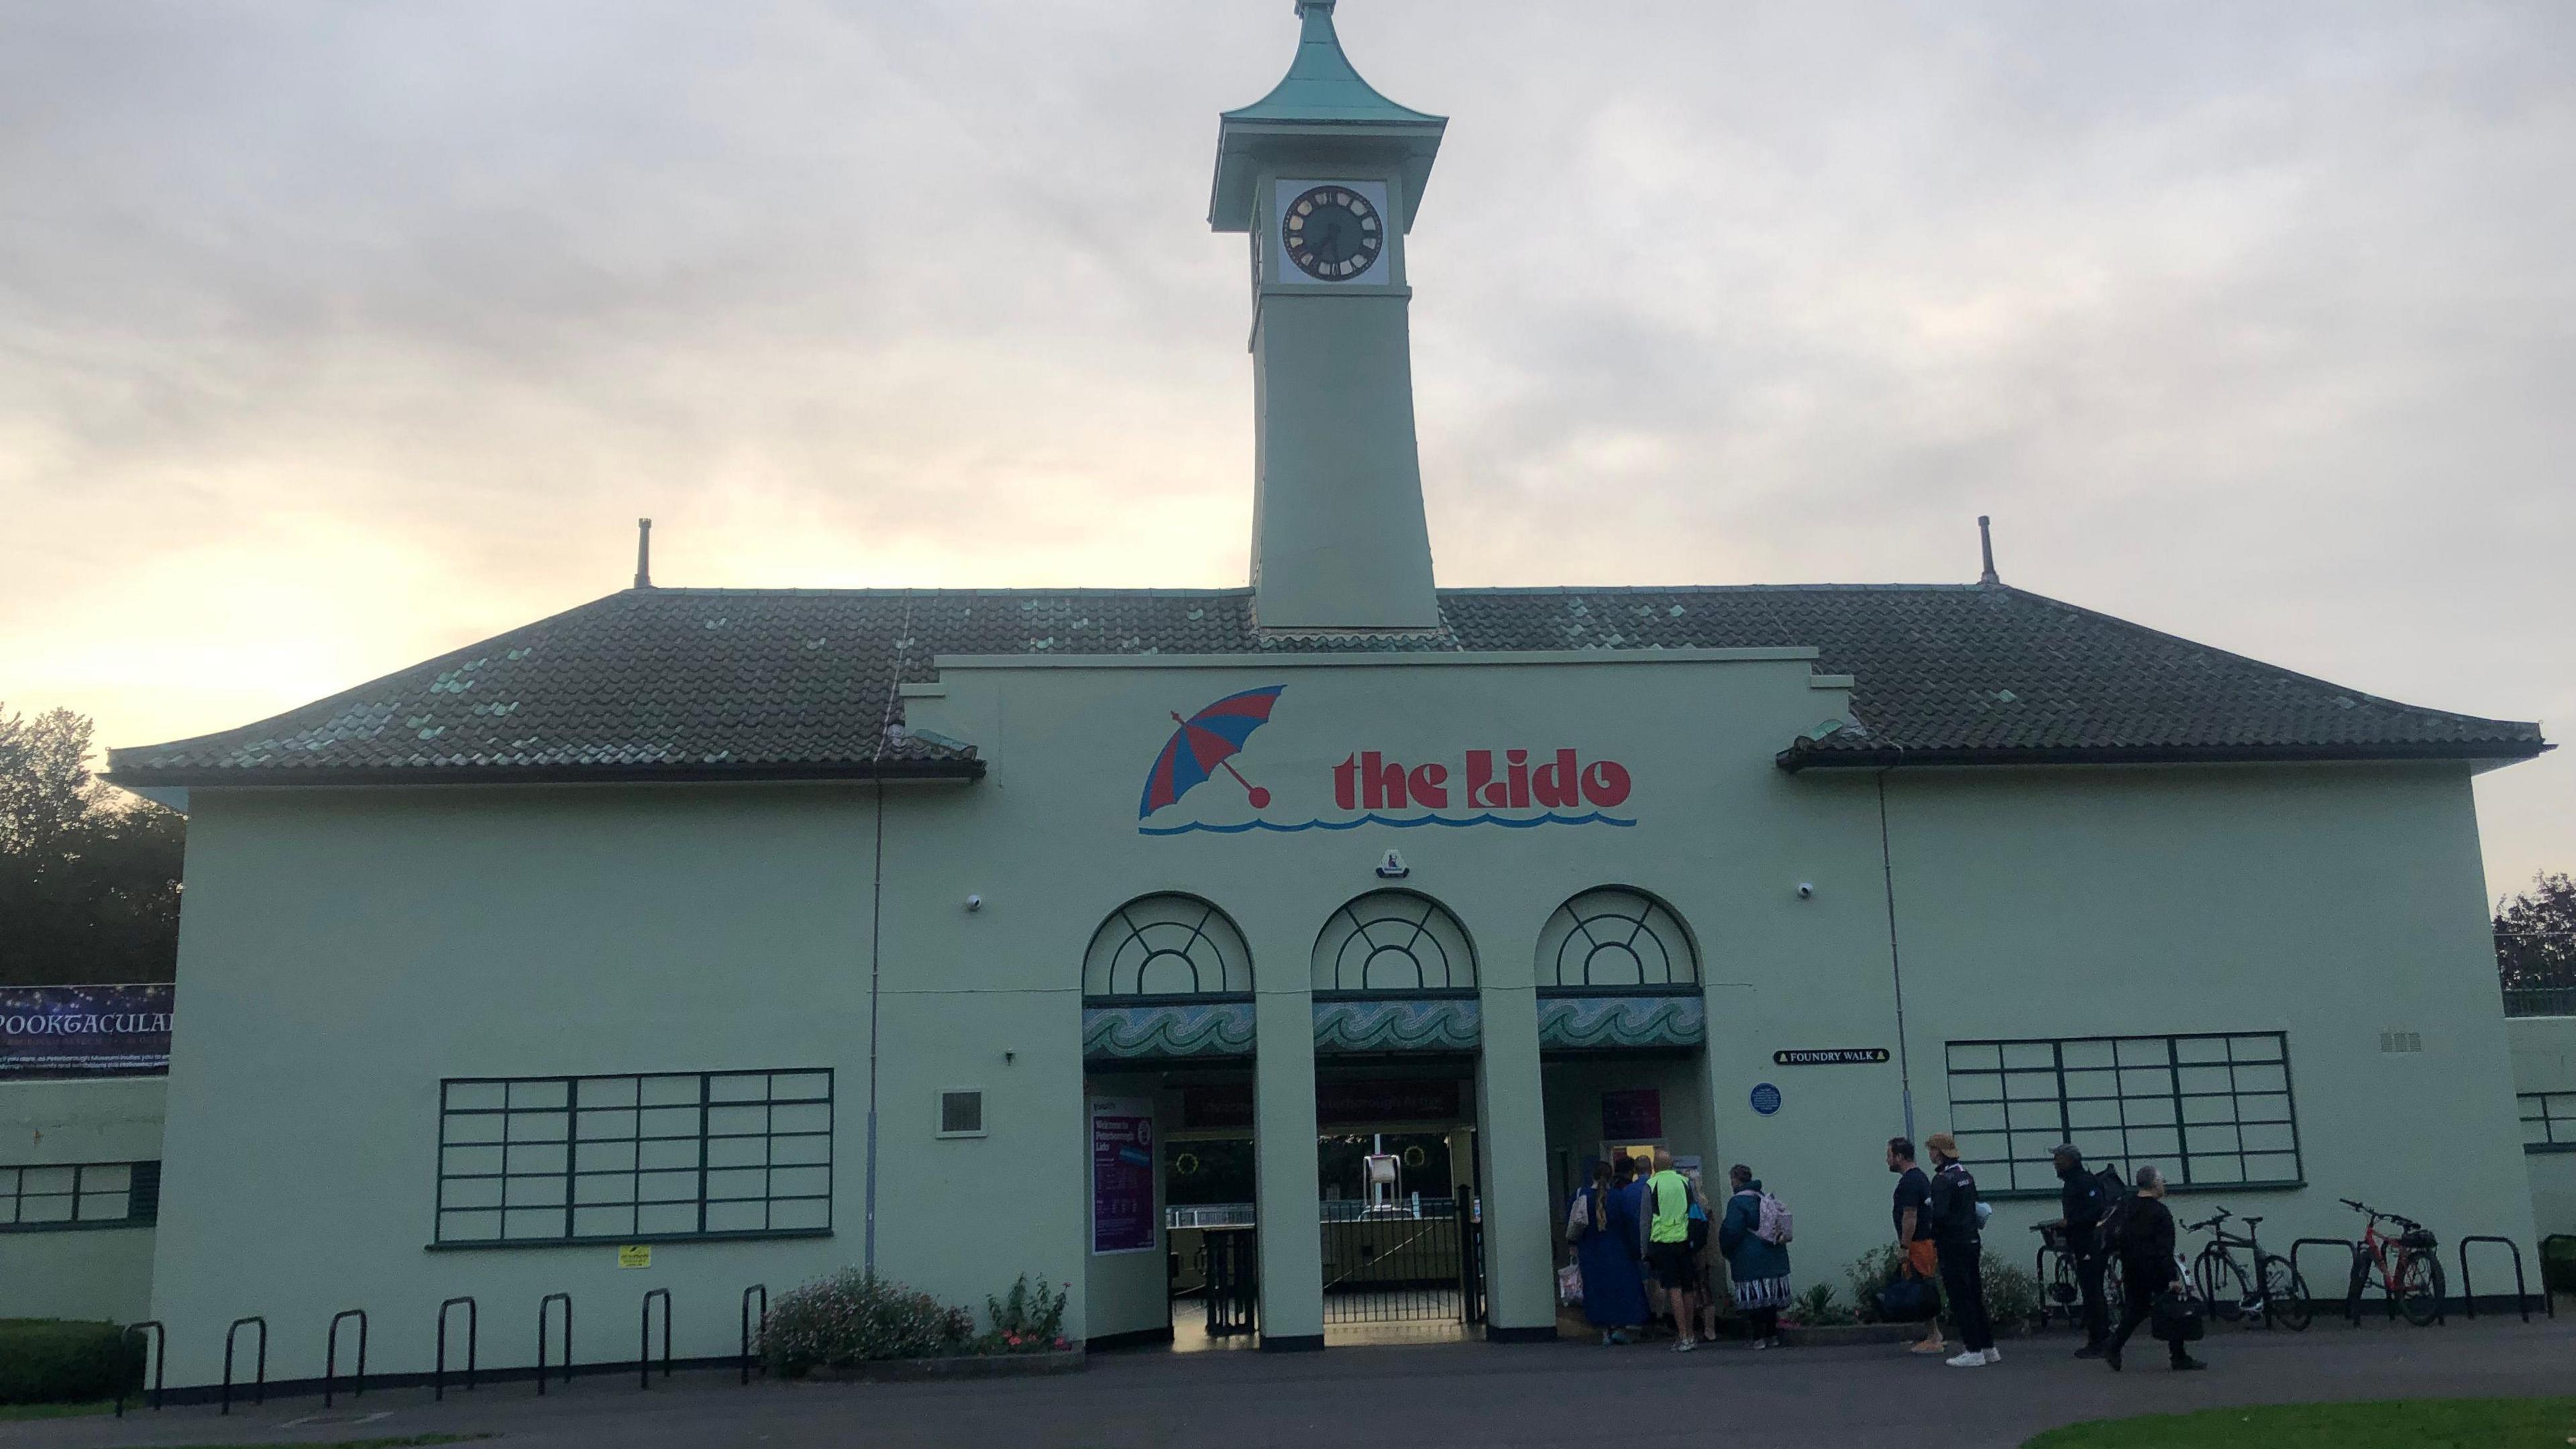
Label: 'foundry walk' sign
xmin=1771 ymin=1048 xmax=1890 ymax=1066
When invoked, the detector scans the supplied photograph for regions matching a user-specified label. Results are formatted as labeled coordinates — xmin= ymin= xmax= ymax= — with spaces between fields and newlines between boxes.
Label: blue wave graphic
xmin=1140 ymin=811 xmax=1636 ymax=836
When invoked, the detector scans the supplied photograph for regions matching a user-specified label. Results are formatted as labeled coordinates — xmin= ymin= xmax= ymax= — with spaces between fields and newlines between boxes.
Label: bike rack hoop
xmin=113 ymin=1320 xmax=164 ymax=1417
xmin=640 ymin=1288 xmax=672 ymax=1391
xmin=2287 ymin=1238 xmax=2359 ymax=1327
xmin=537 ymin=1293 xmax=573 ymax=1397
xmin=325 ymin=1309 xmax=369 ymax=1407
xmin=741 ymin=1284 xmax=768 ymax=1387
xmin=2457 ymin=1236 xmax=2536 ymax=1323
xmin=221 ymin=1316 xmax=266 ymax=1416
xmin=436 ymin=1296 xmax=478 ymax=1400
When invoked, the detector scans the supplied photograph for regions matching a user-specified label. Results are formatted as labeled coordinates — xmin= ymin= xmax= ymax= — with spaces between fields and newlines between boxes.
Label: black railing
xmin=113 ymin=1320 xmax=163 ymax=1417
xmin=639 ymin=1289 xmax=672 ymax=1390
xmin=2288 ymin=1238 xmax=2358 ymax=1326
xmin=2458 ymin=1236 xmax=2538 ymax=1322
xmin=221 ymin=1316 xmax=266 ymax=1415
xmin=2504 ymin=987 xmax=2576 ymax=1018
xmin=436 ymin=1296 xmax=477 ymax=1399
xmin=537 ymin=1293 xmax=572 ymax=1396
xmin=1321 ymin=1204 xmax=1463 ymax=1324
xmin=740 ymin=1284 xmax=768 ymax=1385
xmin=1203 ymin=1224 xmax=1258 ymax=1337
xmin=324 ymin=1309 xmax=368 ymax=1407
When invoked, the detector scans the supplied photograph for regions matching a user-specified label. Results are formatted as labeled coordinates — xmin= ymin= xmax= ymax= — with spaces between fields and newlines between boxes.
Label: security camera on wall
xmin=1796 ymin=882 xmax=1815 ymax=900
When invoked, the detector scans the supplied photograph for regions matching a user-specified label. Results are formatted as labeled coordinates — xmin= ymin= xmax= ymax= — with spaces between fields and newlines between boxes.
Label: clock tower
xmin=1212 ymin=0 xmax=1446 ymax=631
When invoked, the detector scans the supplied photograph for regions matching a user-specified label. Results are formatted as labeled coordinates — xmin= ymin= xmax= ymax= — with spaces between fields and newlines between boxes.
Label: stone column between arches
xmin=1477 ymin=980 xmax=1556 ymax=1339
xmin=1252 ymin=983 xmax=1326 ymax=1349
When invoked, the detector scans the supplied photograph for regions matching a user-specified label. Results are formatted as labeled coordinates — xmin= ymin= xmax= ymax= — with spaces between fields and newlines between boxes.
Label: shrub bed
xmin=762 ymin=1271 xmax=1072 ymax=1377
xmin=0 ymin=1320 xmax=142 ymax=1406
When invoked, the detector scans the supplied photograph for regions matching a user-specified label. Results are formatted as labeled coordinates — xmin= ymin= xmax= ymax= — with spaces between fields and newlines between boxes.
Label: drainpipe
xmin=863 ymin=600 xmax=916 ymax=1274
xmin=1876 ymin=767 xmax=1917 ymax=1141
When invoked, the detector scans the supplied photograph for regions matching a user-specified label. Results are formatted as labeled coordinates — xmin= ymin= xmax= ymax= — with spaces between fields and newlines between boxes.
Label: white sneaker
xmin=1982 ymin=1348 xmax=2002 ymax=1364
xmin=1945 ymin=1350 xmax=1987 ymax=1368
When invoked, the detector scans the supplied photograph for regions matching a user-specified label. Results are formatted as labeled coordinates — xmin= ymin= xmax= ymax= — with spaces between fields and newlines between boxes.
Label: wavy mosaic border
xmin=1312 ymin=996 xmax=1483 ymax=1054
xmin=1538 ymin=995 xmax=1705 ymax=1050
xmin=1082 ymin=1002 xmax=1256 ymax=1060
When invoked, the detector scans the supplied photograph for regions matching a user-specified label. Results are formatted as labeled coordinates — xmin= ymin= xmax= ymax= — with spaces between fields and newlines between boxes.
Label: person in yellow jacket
xmin=1643 ymin=1148 xmax=1700 ymax=1351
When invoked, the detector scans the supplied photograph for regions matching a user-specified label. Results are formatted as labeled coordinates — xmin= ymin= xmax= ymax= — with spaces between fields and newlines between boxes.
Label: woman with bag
xmin=2101 ymin=1165 xmax=2206 ymax=1372
xmin=1718 ymin=1163 xmax=1793 ymax=1349
xmin=1566 ymin=1158 xmax=1648 ymax=1344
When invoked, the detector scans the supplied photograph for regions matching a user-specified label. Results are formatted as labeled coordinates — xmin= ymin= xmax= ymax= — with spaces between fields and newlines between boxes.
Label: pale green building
xmin=24 ymin=0 xmax=2553 ymax=1387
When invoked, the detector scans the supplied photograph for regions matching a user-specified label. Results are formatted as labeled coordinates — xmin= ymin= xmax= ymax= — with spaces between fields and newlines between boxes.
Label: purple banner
xmin=0 ymin=984 xmax=174 ymax=1074
xmin=1090 ymin=1097 xmax=1157 ymax=1255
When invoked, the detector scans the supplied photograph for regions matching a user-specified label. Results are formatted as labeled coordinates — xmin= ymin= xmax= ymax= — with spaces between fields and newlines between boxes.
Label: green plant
xmin=0 ymin=1320 xmax=142 ymax=1406
xmin=761 ymin=1269 xmax=977 ymax=1375
xmin=1846 ymin=1244 xmax=1909 ymax=1324
xmin=1779 ymin=1282 xmax=1857 ymax=1328
xmin=983 ymin=1273 xmax=1072 ymax=1353
xmin=1981 ymin=1250 xmax=2041 ymax=1330
xmin=2540 ymin=1237 xmax=2576 ymax=1295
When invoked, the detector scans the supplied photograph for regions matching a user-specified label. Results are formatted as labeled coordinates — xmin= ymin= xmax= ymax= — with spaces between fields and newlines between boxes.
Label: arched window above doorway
xmin=1535 ymin=888 xmax=1699 ymax=994
xmin=1311 ymin=890 xmax=1478 ymax=997
xmin=1083 ymin=894 xmax=1252 ymax=1002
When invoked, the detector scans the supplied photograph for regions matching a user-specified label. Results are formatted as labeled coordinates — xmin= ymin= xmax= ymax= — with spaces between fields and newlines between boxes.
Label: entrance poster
xmin=0 ymin=985 xmax=174 ymax=1074
xmin=1600 ymin=1087 xmax=1662 ymax=1140
xmin=1090 ymin=1097 xmax=1157 ymax=1255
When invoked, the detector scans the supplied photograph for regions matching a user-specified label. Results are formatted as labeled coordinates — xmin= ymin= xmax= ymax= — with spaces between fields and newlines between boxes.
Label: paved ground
xmin=22 ymin=1316 xmax=2576 ymax=1449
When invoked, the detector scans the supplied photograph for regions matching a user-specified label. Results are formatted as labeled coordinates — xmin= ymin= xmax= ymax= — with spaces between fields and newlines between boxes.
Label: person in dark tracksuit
xmin=2102 ymin=1165 xmax=2205 ymax=1373
xmin=1925 ymin=1132 xmax=1996 ymax=1366
xmin=2049 ymin=1145 xmax=2110 ymax=1356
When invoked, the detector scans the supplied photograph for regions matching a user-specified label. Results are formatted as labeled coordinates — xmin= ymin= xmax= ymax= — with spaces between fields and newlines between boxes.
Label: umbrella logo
xmin=1140 ymin=686 xmax=1285 ymax=819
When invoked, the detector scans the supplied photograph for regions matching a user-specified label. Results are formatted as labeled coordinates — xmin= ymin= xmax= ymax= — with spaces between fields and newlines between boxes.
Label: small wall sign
xmin=617 ymin=1244 xmax=652 ymax=1269
xmin=1750 ymin=1083 xmax=1782 ymax=1116
xmin=1772 ymin=1048 xmax=1890 ymax=1066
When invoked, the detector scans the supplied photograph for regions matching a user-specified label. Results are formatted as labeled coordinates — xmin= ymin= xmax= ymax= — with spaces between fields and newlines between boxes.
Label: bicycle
xmin=2341 ymin=1198 xmax=2445 ymax=1327
xmin=2031 ymin=1220 xmax=2124 ymax=1332
xmin=2182 ymin=1205 xmax=2310 ymax=1331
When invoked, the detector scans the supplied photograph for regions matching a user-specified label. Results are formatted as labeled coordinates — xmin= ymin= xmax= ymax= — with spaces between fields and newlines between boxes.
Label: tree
xmin=2496 ymin=871 xmax=2576 ymax=991
xmin=0 ymin=703 xmax=186 ymax=985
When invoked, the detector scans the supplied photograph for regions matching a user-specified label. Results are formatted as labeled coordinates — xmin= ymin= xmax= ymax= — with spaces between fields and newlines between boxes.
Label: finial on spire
xmin=634 ymin=517 xmax=655 ymax=590
xmin=1977 ymin=515 xmax=1999 ymax=586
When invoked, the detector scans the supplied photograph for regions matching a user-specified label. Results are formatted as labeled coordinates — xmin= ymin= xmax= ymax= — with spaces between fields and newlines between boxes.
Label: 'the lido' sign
xmin=1137 ymin=685 xmax=1635 ymax=837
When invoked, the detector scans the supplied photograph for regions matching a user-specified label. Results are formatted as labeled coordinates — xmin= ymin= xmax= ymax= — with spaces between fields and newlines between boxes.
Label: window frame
xmin=936 ymin=1087 xmax=987 ymax=1140
xmin=429 ymin=1068 xmax=833 ymax=1250
xmin=2520 ymin=1091 xmax=2576 ymax=1154
xmin=0 ymin=1160 xmax=160 ymax=1232
xmin=1942 ymin=1032 xmax=2304 ymax=1198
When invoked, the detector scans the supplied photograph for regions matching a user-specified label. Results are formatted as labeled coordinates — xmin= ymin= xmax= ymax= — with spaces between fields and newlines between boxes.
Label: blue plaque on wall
xmin=1750 ymin=1082 xmax=1782 ymax=1116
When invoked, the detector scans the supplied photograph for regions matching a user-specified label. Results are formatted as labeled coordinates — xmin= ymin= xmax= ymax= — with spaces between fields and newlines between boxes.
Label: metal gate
xmin=1320 ymin=1187 xmax=1482 ymax=1324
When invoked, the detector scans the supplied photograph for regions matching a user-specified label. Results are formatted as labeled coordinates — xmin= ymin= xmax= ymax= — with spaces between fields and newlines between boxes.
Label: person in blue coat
xmin=1568 ymin=1158 xmax=1649 ymax=1343
xmin=1718 ymin=1163 xmax=1793 ymax=1349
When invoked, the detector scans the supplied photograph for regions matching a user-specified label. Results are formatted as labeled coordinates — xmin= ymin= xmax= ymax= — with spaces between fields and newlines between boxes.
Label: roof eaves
xmin=1773 ymin=738 xmax=2555 ymax=774
xmin=103 ymin=757 xmax=987 ymax=790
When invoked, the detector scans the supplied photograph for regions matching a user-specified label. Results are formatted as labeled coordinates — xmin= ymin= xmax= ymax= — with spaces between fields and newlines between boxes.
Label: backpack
xmin=1754 ymin=1191 xmax=1794 ymax=1246
xmin=2089 ymin=1166 xmax=2131 ymax=1252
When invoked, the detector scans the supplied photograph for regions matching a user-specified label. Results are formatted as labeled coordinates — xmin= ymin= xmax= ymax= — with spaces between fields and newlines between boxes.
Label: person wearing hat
xmin=1925 ymin=1132 xmax=1997 ymax=1367
xmin=2047 ymin=1144 xmax=2110 ymax=1356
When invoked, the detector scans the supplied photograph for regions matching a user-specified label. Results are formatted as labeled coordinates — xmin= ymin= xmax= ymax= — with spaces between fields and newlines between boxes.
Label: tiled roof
xmin=105 ymin=584 xmax=2548 ymax=786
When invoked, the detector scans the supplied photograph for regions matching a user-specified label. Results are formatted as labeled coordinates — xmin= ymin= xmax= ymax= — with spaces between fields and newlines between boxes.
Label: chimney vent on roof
xmin=634 ymin=518 xmax=655 ymax=590
xmin=1977 ymin=515 xmax=1998 ymax=586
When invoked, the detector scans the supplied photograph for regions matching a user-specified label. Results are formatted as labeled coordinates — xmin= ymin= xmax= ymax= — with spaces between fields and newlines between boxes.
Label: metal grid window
xmin=436 ymin=1070 xmax=832 ymax=1245
xmin=0 ymin=1161 xmax=160 ymax=1231
xmin=2519 ymin=1091 xmax=2576 ymax=1152
xmin=1945 ymin=1033 xmax=2301 ymax=1194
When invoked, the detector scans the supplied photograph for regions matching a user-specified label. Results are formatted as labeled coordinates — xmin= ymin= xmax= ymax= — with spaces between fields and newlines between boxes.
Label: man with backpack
xmin=2048 ymin=1144 xmax=2112 ymax=1356
xmin=1925 ymin=1132 xmax=1998 ymax=1367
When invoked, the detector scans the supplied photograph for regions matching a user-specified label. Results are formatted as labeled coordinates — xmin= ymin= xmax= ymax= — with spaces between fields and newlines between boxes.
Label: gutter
xmin=1774 ymin=739 xmax=2553 ymax=774
xmin=101 ymin=759 xmax=985 ymax=790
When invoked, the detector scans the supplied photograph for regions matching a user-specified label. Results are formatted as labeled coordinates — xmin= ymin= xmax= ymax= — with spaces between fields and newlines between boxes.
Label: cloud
xmin=1 ymin=0 xmax=2568 ymax=894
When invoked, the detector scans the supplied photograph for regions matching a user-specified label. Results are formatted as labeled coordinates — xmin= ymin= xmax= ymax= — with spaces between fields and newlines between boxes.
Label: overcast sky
xmin=1 ymin=1 xmax=2567 ymax=900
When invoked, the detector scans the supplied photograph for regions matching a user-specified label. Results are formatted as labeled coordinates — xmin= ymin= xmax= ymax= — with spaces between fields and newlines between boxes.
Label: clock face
xmin=1282 ymin=185 xmax=1384 ymax=281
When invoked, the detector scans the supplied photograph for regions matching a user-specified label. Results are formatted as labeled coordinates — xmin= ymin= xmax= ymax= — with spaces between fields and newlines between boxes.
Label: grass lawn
xmin=0 ymin=1400 xmax=113 ymax=1421
xmin=2025 ymin=1397 xmax=2576 ymax=1447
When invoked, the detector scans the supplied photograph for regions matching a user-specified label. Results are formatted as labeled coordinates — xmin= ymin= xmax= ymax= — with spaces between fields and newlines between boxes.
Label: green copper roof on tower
xmin=1210 ymin=1 xmax=1447 ymax=233
xmin=1222 ymin=0 xmax=1444 ymax=125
